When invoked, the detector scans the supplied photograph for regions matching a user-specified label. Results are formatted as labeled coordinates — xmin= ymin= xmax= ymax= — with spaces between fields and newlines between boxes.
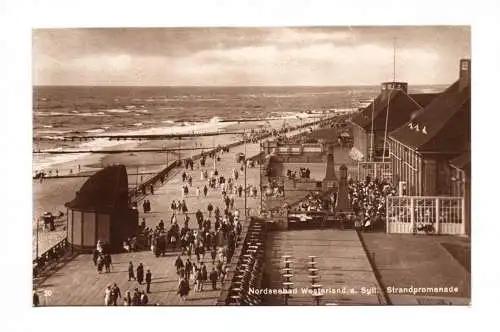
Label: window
xmin=461 ymin=61 xmax=469 ymax=71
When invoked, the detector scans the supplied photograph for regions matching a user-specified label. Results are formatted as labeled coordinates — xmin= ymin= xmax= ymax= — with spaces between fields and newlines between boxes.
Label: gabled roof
xmin=350 ymin=89 xmax=438 ymax=131
xmin=389 ymin=81 xmax=470 ymax=152
xmin=351 ymin=91 xmax=399 ymax=129
xmin=65 ymin=165 xmax=129 ymax=212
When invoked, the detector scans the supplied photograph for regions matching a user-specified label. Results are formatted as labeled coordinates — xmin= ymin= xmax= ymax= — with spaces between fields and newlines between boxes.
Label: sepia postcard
xmin=31 ymin=25 xmax=471 ymax=307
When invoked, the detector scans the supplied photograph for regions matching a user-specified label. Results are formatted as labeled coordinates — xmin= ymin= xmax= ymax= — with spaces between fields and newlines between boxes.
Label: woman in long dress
xmin=104 ymin=286 xmax=112 ymax=306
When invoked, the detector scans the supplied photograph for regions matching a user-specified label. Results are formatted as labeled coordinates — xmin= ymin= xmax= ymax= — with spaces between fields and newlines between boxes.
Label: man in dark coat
xmin=136 ymin=263 xmax=144 ymax=284
xmin=209 ymin=267 xmax=218 ymax=290
xmin=111 ymin=283 xmax=121 ymax=306
xmin=196 ymin=209 xmax=204 ymax=229
xmin=132 ymin=288 xmax=140 ymax=306
xmin=145 ymin=269 xmax=152 ymax=293
xmin=207 ymin=203 xmax=213 ymax=217
xmin=203 ymin=185 xmax=208 ymax=197
xmin=104 ymin=253 xmax=112 ymax=273
xmin=177 ymin=277 xmax=190 ymax=300
xmin=174 ymin=255 xmax=184 ymax=274
xmin=184 ymin=259 xmax=193 ymax=281
xmin=33 ymin=291 xmax=40 ymax=307
xmin=200 ymin=262 xmax=208 ymax=291
xmin=128 ymin=261 xmax=136 ymax=281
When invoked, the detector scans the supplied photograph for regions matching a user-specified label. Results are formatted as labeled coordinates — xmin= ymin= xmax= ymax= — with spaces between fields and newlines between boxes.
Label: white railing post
xmin=410 ymin=197 xmax=415 ymax=233
xmin=374 ymin=163 xmax=378 ymax=180
xmin=461 ymin=197 xmax=466 ymax=235
xmin=386 ymin=198 xmax=389 ymax=233
xmin=435 ymin=198 xmax=440 ymax=235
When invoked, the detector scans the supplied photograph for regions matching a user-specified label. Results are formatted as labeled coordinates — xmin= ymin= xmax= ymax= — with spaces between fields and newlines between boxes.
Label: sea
xmin=33 ymin=85 xmax=445 ymax=172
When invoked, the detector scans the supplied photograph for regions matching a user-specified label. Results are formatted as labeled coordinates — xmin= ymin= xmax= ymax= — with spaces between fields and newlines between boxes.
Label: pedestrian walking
xmin=177 ymin=277 xmax=190 ymax=300
xmin=175 ymin=255 xmax=184 ymax=275
xmin=33 ymin=291 xmax=40 ymax=307
xmin=200 ymin=263 xmax=208 ymax=291
xmin=132 ymin=288 xmax=140 ymax=306
xmin=207 ymin=203 xmax=213 ymax=217
xmin=111 ymin=283 xmax=121 ymax=306
xmin=104 ymin=285 xmax=112 ymax=306
xmin=97 ymin=254 xmax=104 ymax=273
xmin=123 ymin=290 xmax=132 ymax=306
xmin=145 ymin=269 xmax=152 ymax=293
xmin=211 ymin=247 xmax=217 ymax=264
xmin=195 ymin=269 xmax=203 ymax=292
xmin=209 ymin=268 xmax=218 ymax=290
xmin=137 ymin=263 xmax=144 ymax=284
xmin=128 ymin=261 xmax=136 ymax=281
xmin=104 ymin=253 xmax=112 ymax=273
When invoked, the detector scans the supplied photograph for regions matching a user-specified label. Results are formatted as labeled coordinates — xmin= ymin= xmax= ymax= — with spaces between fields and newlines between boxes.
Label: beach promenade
xmin=33 ymin=123 xmax=320 ymax=305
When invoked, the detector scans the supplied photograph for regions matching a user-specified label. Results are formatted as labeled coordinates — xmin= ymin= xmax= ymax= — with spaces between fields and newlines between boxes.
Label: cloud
xmin=32 ymin=27 xmax=469 ymax=86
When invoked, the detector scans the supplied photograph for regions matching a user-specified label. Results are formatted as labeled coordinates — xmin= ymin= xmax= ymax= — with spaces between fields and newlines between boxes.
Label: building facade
xmin=389 ymin=59 xmax=471 ymax=197
xmin=350 ymin=81 xmax=437 ymax=162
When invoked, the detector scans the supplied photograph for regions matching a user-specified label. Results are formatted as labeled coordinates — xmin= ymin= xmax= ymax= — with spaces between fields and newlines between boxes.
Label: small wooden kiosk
xmin=65 ymin=165 xmax=138 ymax=252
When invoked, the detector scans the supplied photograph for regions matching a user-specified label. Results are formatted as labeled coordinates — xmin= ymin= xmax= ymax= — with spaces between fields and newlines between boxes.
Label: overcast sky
xmin=33 ymin=26 xmax=470 ymax=86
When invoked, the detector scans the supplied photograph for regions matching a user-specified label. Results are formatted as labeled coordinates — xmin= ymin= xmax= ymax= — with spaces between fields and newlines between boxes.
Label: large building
xmin=388 ymin=59 xmax=471 ymax=197
xmin=350 ymin=82 xmax=438 ymax=161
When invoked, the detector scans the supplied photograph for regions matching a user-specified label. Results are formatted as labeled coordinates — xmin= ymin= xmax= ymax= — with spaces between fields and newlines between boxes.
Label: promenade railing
xmin=33 ymin=237 xmax=72 ymax=279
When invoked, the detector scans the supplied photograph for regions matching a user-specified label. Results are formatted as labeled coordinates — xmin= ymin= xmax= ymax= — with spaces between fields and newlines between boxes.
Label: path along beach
xmin=32 ymin=116 xmax=321 ymax=257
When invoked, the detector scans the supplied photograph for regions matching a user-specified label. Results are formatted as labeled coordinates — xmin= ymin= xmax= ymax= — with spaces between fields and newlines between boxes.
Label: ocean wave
xmin=74 ymin=111 xmax=109 ymax=117
xmin=36 ymin=129 xmax=71 ymax=136
xmin=34 ymin=138 xmax=136 ymax=170
xmin=133 ymin=123 xmax=143 ymax=127
xmin=125 ymin=105 xmax=136 ymax=109
xmin=38 ymin=135 xmax=66 ymax=141
xmin=106 ymin=109 xmax=131 ymax=113
xmin=162 ymin=120 xmax=176 ymax=124
xmin=136 ymin=109 xmax=150 ymax=114
xmin=35 ymin=111 xmax=70 ymax=117
xmin=85 ymin=128 xmax=106 ymax=134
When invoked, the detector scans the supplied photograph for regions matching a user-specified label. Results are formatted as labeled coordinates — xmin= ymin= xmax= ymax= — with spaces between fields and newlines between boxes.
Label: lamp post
xmin=244 ymin=129 xmax=247 ymax=219
xmin=35 ymin=217 xmax=39 ymax=260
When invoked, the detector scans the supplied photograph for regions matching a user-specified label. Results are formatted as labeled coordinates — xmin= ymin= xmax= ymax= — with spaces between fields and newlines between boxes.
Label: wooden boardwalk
xmin=35 ymin=138 xmax=265 ymax=305
xmin=262 ymin=229 xmax=384 ymax=305
xmin=33 ymin=124 xmax=327 ymax=306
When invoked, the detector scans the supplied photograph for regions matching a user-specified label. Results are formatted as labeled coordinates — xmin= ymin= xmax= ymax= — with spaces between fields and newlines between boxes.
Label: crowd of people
xmin=348 ymin=176 xmax=397 ymax=229
xmin=263 ymin=179 xmax=284 ymax=198
xmin=111 ymin=142 xmax=252 ymax=304
xmin=286 ymin=167 xmax=311 ymax=180
xmin=293 ymin=192 xmax=332 ymax=212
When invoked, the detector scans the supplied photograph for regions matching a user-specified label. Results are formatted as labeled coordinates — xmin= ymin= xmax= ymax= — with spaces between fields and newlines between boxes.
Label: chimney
xmin=380 ymin=82 xmax=408 ymax=100
xmin=459 ymin=59 xmax=471 ymax=91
